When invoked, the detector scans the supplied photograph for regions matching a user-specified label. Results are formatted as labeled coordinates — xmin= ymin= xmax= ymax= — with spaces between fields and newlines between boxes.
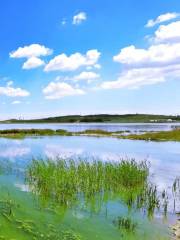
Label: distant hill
xmin=1 ymin=114 xmax=180 ymax=123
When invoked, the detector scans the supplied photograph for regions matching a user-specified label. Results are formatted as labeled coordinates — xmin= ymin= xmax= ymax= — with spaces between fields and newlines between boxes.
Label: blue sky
xmin=1 ymin=0 xmax=180 ymax=119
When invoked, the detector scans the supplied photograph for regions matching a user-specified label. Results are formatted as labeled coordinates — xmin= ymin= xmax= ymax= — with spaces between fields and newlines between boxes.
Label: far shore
xmin=1 ymin=113 xmax=180 ymax=124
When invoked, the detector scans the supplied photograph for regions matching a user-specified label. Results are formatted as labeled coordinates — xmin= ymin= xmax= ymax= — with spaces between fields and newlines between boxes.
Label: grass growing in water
xmin=27 ymin=158 xmax=169 ymax=218
xmin=112 ymin=216 xmax=138 ymax=232
xmin=27 ymin=159 xmax=148 ymax=203
xmin=2 ymin=128 xmax=180 ymax=142
xmin=122 ymin=129 xmax=180 ymax=141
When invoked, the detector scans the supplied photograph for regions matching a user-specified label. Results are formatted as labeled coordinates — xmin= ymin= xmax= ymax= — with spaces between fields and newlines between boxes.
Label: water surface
xmin=1 ymin=122 xmax=180 ymax=132
xmin=0 ymin=135 xmax=179 ymax=239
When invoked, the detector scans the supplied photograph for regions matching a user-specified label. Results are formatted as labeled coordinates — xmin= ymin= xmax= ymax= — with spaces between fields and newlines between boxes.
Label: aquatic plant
xmin=173 ymin=177 xmax=180 ymax=197
xmin=112 ymin=216 xmax=138 ymax=232
xmin=0 ymin=192 xmax=82 ymax=240
xmin=122 ymin=129 xmax=180 ymax=141
xmin=26 ymin=158 xmax=168 ymax=218
xmin=1 ymin=128 xmax=180 ymax=142
xmin=62 ymin=230 xmax=82 ymax=240
xmin=78 ymin=129 xmax=112 ymax=135
xmin=27 ymin=158 xmax=148 ymax=201
xmin=0 ymin=193 xmax=19 ymax=220
xmin=172 ymin=177 xmax=180 ymax=212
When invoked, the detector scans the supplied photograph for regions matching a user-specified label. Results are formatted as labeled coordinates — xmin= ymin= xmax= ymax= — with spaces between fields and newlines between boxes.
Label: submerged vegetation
xmin=0 ymin=188 xmax=83 ymax=240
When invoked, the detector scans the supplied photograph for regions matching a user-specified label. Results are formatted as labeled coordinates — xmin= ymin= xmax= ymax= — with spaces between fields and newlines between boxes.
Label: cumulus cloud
xmin=73 ymin=71 xmax=100 ymax=83
xmin=73 ymin=12 xmax=87 ymax=25
xmin=43 ymin=82 xmax=85 ymax=99
xmin=0 ymin=82 xmax=30 ymax=97
xmin=145 ymin=12 xmax=179 ymax=27
xmin=10 ymin=44 xmax=52 ymax=58
xmin=113 ymin=43 xmax=180 ymax=68
xmin=154 ymin=20 xmax=180 ymax=43
xmin=10 ymin=44 xmax=52 ymax=69
xmin=23 ymin=57 xmax=45 ymax=69
xmin=101 ymin=67 xmax=166 ymax=89
xmin=101 ymin=20 xmax=180 ymax=90
xmin=44 ymin=49 xmax=101 ymax=72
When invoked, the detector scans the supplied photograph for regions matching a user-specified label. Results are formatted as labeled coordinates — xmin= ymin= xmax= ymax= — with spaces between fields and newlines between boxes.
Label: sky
xmin=1 ymin=0 xmax=180 ymax=119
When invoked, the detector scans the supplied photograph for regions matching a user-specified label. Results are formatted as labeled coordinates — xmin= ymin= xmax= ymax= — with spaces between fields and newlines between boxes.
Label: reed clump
xmin=26 ymin=158 xmax=168 ymax=218
xmin=78 ymin=129 xmax=112 ymax=135
xmin=27 ymin=159 xmax=148 ymax=206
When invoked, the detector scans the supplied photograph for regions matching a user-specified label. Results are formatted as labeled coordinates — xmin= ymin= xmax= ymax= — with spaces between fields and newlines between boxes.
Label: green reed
xmin=26 ymin=158 xmax=170 ymax=219
xmin=112 ymin=216 xmax=138 ymax=232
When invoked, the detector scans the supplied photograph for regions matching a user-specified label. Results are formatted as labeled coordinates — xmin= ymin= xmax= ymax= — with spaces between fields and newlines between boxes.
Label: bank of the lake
xmin=2 ymin=114 xmax=180 ymax=124
xmin=1 ymin=128 xmax=180 ymax=142
xmin=172 ymin=220 xmax=180 ymax=239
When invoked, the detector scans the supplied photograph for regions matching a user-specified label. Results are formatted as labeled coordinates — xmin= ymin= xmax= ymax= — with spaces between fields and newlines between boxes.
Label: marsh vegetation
xmin=1 ymin=128 xmax=180 ymax=142
xmin=122 ymin=129 xmax=180 ymax=141
xmin=26 ymin=158 xmax=175 ymax=219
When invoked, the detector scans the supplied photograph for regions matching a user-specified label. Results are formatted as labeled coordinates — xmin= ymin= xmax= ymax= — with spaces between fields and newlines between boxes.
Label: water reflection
xmin=1 ymin=122 xmax=180 ymax=132
xmin=0 ymin=136 xmax=179 ymax=219
xmin=45 ymin=144 xmax=84 ymax=159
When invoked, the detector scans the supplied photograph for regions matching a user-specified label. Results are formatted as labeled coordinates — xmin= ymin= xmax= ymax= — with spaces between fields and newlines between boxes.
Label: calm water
xmin=0 ymin=135 xmax=179 ymax=239
xmin=0 ymin=122 xmax=180 ymax=132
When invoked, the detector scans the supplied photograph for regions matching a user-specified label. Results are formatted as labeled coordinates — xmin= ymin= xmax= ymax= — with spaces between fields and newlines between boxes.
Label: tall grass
xmin=113 ymin=216 xmax=138 ymax=232
xmin=26 ymin=158 xmax=169 ymax=218
xmin=123 ymin=129 xmax=180 ymax=141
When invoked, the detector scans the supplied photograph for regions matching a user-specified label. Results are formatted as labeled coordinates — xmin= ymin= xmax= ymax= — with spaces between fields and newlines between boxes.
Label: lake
xmin=0 ymin=122 xmax=180 ymax=132
xmin=0 ymin=131 xmax=179 ymax=239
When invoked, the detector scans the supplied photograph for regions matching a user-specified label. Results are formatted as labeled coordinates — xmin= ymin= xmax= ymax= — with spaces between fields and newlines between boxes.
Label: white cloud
xmin=101 ymin=67 xmax=166 ymax=89
xmin=23 ymin=57 xmax=45 ymax=69
xmin=0 ymin=82 xmax=30 ymax=97
xmin=94 ymin=64 xmax=101 ymax=69
xmin=12 ymin=100 xmax=21 ymax=104
xmin=43 ymin=82 xmax=85 ymax=99
xmin=73 ymin=12 xmax=87 ymax=25
xmin=101 ymin=19 xmax=180 ymax=90
xmin=10 ymin=44 xmax=52 ymax=58
xmin=154 ymin=20 xmax=180 ymax=43
xmin=10 ymin=44 xmax=52 ymax=69
xmin=113 ymin=43 xmax=180 ymax=68
xmin=44 ymin=49 xmax=101 ymax=72
xmin=73 ymin=71 xmax=100 ymax=83
xmin=101 ymin=62 xmax=180 ymax=89
xmin=54 ymin=71 xmax=100 ymax=85
xmin=146 ymin=12 xmax=179 ymax=27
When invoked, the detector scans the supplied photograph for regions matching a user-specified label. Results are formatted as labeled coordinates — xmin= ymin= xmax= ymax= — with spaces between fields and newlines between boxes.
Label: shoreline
xmin=0 ymin=128 xmax=180 ymax=141
xmin=172 ymin=219 xmax=180 ymax=239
